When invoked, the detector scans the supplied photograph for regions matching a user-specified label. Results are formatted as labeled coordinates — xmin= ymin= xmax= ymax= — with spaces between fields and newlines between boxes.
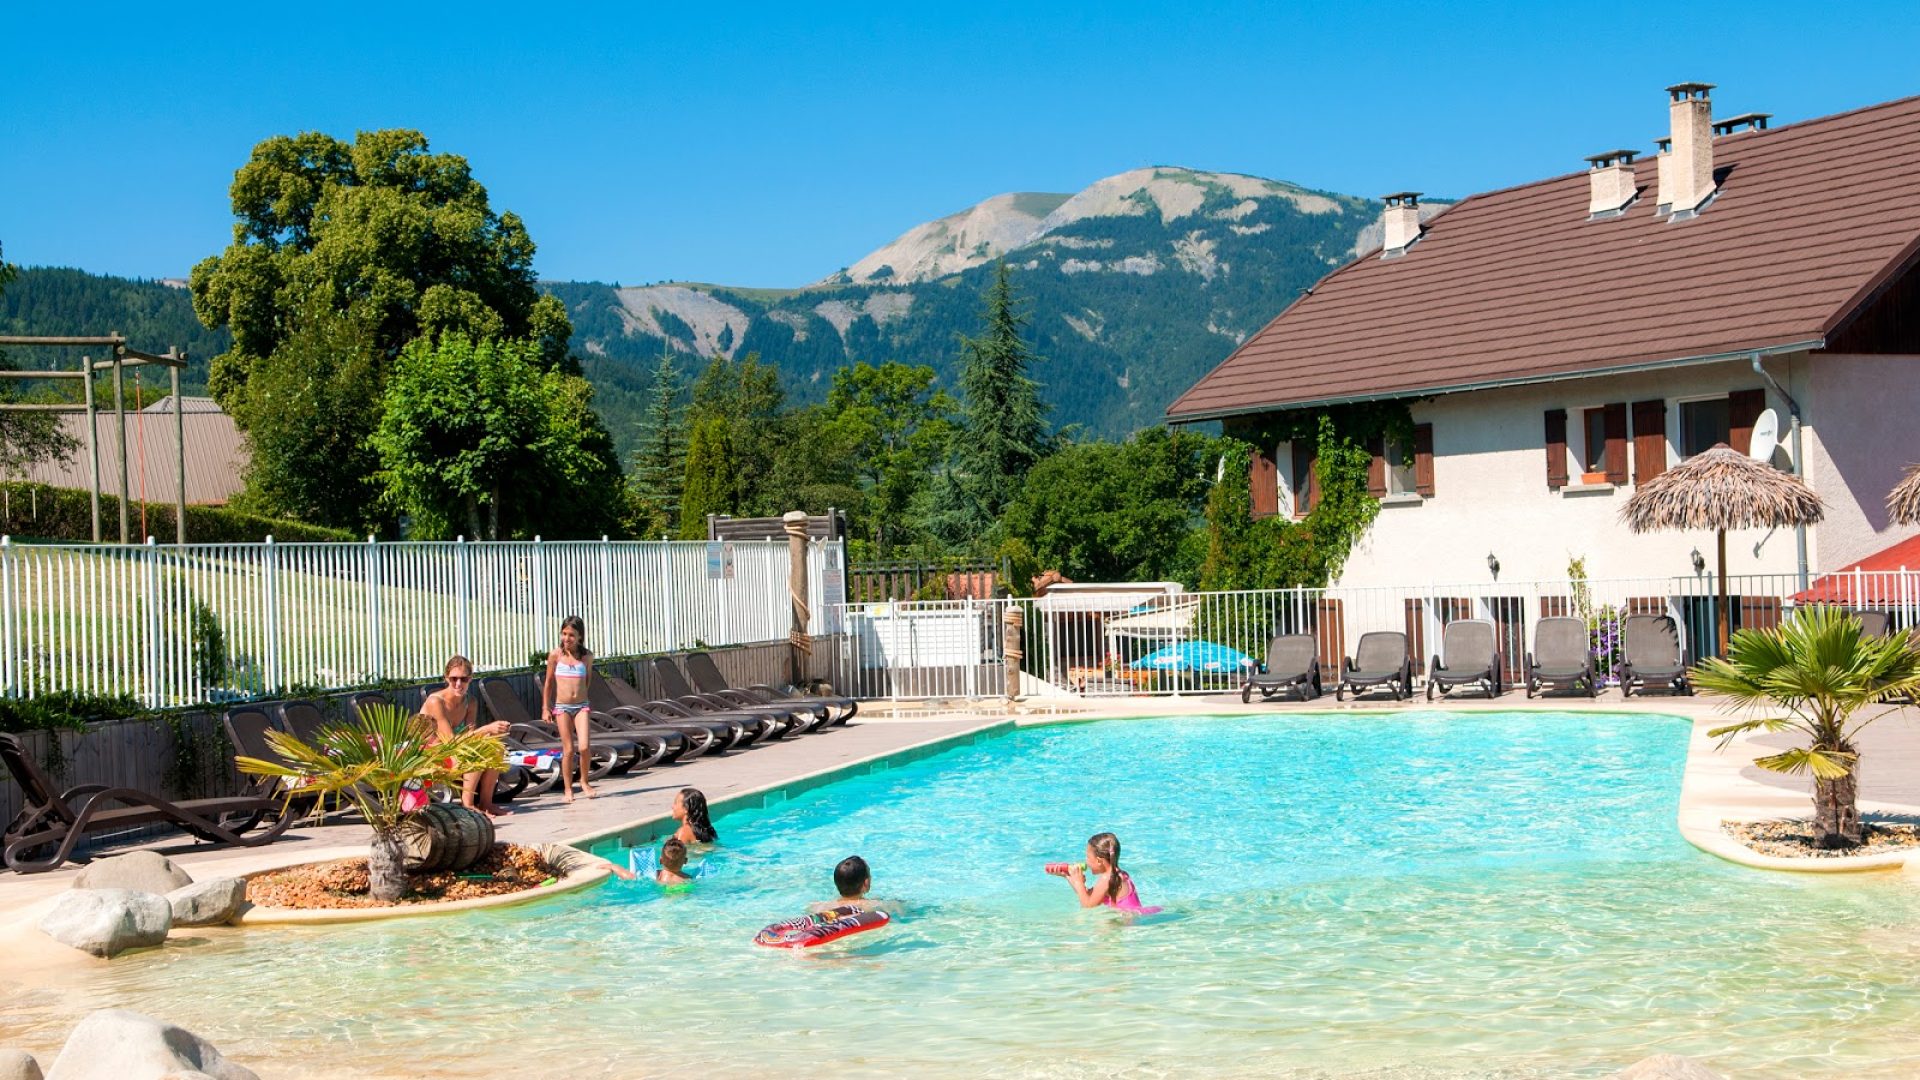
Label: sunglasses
xmin=446 ymin=675 xmax=471 ymax=685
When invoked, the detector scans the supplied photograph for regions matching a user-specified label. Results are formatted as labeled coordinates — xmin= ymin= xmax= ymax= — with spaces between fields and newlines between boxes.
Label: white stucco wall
xmin=1803 ymin=353 xmax=1920 ymax=570
xmin=1316 ymin=357 xmax=1816 ymax=589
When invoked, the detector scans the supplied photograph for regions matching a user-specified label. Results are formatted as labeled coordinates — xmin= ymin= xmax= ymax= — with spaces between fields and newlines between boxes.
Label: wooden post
xmin=1716 ymin=528 xmax=1730 ymax=658
xmin=81 ymin=354 xmax=100 ymax=543
xmin=112 ymin=351 xmax=130 ymax=544
xmin=1003 ymin=605 xmax=1024 ymax=701
xmin=171 ymin=362 xmax=185 ymax=545
xmin=783 ymin=511 xmax=811 ymax=689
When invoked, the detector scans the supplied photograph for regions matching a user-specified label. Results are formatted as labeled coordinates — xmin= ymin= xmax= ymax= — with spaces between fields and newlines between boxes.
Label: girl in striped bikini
xmin=542 ymin=615 xmax=597 ymax=803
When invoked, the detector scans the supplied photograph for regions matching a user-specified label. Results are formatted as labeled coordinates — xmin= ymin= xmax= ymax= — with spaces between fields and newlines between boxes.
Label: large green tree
xmin=0 ymin=249 xmax=77 ymax=475
xmin=369 ymin=335 xmax=621 ymax=540
xmin=822 ymin=361 xmax=955 ymax=555
xmin=954 ymin=262 xmax=1048 ymax=533
xmin=678 ymin=414 xmax=743 ymax=539
xmin=227 ymin=303 xmax=385 ymax=530
xmin=999 ymin=427 xmax=1218 ymax=585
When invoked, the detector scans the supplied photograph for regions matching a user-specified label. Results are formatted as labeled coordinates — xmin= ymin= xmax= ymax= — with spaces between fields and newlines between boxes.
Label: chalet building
xmin=1168 ymin=84 xmax=1920 ymax=589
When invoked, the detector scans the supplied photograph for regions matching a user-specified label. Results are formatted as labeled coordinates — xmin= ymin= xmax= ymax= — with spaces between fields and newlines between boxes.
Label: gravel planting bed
xmin=248 ymin=844 xmax=556 ymax=909
xmin=1723 ymin=819 xmax=1920 ymax=858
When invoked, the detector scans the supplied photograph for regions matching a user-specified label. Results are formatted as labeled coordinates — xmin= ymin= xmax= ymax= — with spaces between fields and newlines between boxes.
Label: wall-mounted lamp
xmin=1487 ymin=552 xmax=1500 ymax=579
xmin=1690 ymin=547 xmax=1706 ymax=574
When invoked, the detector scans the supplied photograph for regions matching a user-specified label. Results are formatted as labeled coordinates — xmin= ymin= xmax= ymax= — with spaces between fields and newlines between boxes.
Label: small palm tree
xmin=1693 ymin=605 xmax=1920 ymax=849
xmin=236 ymin=702 xmax=506 ymax=901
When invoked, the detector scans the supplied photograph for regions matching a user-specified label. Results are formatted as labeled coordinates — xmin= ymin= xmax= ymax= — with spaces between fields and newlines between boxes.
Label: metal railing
xmin=822 ymin=568 xmax=1919 ymax=701
xmin=0 ymin=536 xmax=845 ymax=707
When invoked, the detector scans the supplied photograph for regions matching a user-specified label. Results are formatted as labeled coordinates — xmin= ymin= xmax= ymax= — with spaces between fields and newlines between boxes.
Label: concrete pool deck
xmin=3 ymin=691 xmax=1917 ymax=931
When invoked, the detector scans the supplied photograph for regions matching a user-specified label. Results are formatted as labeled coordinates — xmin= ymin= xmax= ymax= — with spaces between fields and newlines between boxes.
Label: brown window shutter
xmin=1412 ymin=423 xmax=1435 ymax=496
xmin=1249 ymin=450 xmax=1279 ymax=518
xmin=1728 ymin=388 xmax=1766 ymax=454
xmin=1631 ymin=399 xmax=1667 ymax=485
xmin=1291 ymin=441 xmax=1318 ymax=518
xmin=1602 ymin=403 xmax=1628 ymax=485
xmin=1365 ymin=436 xmax=1387 ymax=497
xmin=1544 ymin=409 xmax=1568 ymax=489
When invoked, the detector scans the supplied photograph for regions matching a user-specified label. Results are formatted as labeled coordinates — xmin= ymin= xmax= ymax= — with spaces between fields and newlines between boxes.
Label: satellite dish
xmin=1748 ymin=408 xmax=1780 ymax=461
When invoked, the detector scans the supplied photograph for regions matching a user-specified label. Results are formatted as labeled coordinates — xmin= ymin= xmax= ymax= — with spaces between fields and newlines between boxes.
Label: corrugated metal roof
xmin=14 ymin=405 xmax=246 ymax=505
xmin=1168 ymin=94 xmax=1920 ymax=420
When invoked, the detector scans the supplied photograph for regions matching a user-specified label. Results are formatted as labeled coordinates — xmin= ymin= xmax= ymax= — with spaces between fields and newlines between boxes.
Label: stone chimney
xmin=1380 ymin=192 xmax=1422 ymax=258
xmin=1662 ymin=82 xmax=1716 ymax=219
xmin=1584 ymin=150 xmax=1638 ymax=219
xmin=1652 ymin=136 xmax=1673 ymax=213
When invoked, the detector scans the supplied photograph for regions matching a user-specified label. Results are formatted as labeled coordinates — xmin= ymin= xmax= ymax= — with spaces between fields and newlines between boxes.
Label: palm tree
xmin=236 ymin=702 xmax=505 ymax=901
xmin=1693 ymin=605 xmax=1920 ymax=849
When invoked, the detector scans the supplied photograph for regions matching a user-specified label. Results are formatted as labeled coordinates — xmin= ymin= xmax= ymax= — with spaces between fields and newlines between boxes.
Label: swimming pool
xmin=41 ymin=712 xmax=1920 ymax=1077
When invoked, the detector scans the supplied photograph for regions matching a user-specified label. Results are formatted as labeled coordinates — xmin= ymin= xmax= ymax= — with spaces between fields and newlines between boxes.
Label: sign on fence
xmin=706 ymin=541 xmax=735 ymax=580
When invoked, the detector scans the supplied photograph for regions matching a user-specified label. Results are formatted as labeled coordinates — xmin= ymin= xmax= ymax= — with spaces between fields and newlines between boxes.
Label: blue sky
xmin=3 ymin=2 xmax=1916 ymax=288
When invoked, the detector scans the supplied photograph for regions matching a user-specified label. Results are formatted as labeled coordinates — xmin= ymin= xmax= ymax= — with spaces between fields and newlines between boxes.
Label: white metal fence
xmin=1 ymin=536 xmax=844 ymax=706
xmin=823 ymin=569 xmax=1920 ymax=700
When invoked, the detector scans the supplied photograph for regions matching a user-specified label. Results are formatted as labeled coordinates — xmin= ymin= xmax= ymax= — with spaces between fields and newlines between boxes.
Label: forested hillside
xmin=0 ymin=268 xmax=224 ymax=388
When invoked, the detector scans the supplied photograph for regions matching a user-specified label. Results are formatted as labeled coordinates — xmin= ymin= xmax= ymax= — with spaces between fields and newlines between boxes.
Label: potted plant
xmin=236 ymin=701 xmax=506 ymax=902
xmin=1693 ymin=605 xmax=1920 ymax=849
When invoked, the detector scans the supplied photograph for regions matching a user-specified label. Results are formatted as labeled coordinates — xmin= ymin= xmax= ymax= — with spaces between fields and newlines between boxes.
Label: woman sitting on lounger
xmin=422 ymin=655 xmax=513 ymax=818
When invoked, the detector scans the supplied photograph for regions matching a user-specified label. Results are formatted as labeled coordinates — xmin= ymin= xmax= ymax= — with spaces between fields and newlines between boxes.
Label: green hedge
xmin=0 ymin=481 xmax=354 ymax=544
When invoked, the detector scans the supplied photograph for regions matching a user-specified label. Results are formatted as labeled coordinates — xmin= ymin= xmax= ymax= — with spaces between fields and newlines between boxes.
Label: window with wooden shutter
xmin=1365 ymin=436 xmax=1387 ymax=497
xmin=1412 ymin=423 xmax=1435 ymax=496
xmin=1249 ymin=450 xmax=1279 ymax=518
xmin=1291 ymin=440 xmax=1318 ymax=518
xmin=1544 ymin=409 xmax=1568 ymax=489
xmin=1602 ymin=403 xmax=1628 ymax=485
xmin=1728 ymin=388 xmax=1766 ymax=455
xmin=1631 ymin=399 xmax=1667 ymax=484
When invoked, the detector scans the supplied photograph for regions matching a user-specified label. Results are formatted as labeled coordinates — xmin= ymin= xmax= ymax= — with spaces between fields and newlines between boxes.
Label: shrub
xmin=0 ymin=481 xmax=355 ymax=544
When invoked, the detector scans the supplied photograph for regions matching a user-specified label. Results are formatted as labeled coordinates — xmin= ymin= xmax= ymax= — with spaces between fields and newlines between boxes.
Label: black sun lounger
xmin=1617 ymin=614 xmax=1692 ymax=697
xmin=685 ymin=650 xmax=856 ymax=727
xmin=1335 ymin=632 xmax=1412 ymax=701
xmin=1526 ymin=617 xmax=1598 ymax=698
xmin=2 ymin=731 xmax=292 ymax=873
xmin=477 ymin=678 xmax=679 ymax=772
xmin=1427 ymin=618 xmax=1502 ymax=699
xmin=587 ymin=671 xmax=749 ymax=752
xmin=637 ymin=660 xmax=802 ymax=740
xmin=1241 ymin=635 xmax=1321 ymax=702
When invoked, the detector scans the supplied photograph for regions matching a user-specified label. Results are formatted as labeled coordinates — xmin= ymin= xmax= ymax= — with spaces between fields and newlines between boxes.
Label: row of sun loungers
xmin=1242 ymin=615 xmax=1702 ymax=703
xmin=2 ymin=653 xmax=856 ymax=873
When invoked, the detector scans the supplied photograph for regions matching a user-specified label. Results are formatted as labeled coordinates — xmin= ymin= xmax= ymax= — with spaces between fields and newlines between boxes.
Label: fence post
xmin=532 ymin=536 xmax=548 ymax=649
xmin=966 ymin=597 xmax=978 ymax=699
xmin=784 ymin=513 xmax=812 ymax=688
xmin=143 ymin=537 xmax=161 ymax=708
xmin=456 ymin=536 xmax=472 ymax=660
xmin=599 ymin=536 xmax=614 ymax=654
xmin=659 ymin=542 xmax=676 ymax=650
xmin=365 ymin=536 xmax=383 ymax=681
xmin=262 ymin=535 xmax=281 ymax=692
xmin=1003 ymin=604 xmax=1024 ymax=702
xmin=0 ymin=536 xmax=13 ymax=698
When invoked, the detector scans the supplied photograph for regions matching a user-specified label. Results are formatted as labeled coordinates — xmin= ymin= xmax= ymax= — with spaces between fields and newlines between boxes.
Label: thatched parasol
xmin=1888 ymin=464 xmax=1920 ymax=525
xmin=1621 ymin=445 xmax=1824 ymax=655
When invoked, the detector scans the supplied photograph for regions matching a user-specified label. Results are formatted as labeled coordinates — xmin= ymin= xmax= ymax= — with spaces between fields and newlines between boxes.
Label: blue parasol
xmin=1131 ymin=641 xmax=1255 ymax=673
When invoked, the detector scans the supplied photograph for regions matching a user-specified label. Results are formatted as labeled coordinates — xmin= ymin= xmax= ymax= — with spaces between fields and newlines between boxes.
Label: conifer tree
xmin=632 ymin=351 xmax=686 ymax=530
xmin=955 ymin=261 xmax=1049 ymax=528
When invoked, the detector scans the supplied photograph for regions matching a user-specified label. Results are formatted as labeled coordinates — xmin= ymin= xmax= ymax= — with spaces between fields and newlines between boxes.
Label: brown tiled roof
xmin=1167 ymin=94 xmax=1920 ymax=420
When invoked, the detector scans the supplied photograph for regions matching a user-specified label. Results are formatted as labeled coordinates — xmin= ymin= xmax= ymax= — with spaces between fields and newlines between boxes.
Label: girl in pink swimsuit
xmin=1048 ymin=832 xmax=1161 ymax=914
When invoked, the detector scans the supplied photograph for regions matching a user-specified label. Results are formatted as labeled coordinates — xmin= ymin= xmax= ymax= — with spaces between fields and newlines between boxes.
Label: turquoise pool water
xmin=48 ymin=713 xmax=1920 ymax=1077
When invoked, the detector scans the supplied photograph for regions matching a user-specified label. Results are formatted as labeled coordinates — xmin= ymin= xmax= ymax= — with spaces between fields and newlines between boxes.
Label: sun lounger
xmin=1617 ymin=615 xmax=1692 ymax=697
xmin=1241 ymin=635 xmax=1321 ymax=702
xmin=1526 ymin=617 xmax=1598 ymax=698
xmin=475 ymin=678 xmax=677 ymax=773
xmin=1845 ymin=608 xmax=1893 ymax=639
xmin=224 ymin=706 xmax=337 ymax=819
xmin=685 ymin=651 xmax=856 ymax=727
xmin=1335 ymin=632 xmax=1412 ymax=701
xmin=1427 ymin=619 xmax=1502 ymax=699
xmin=645 ymin=657 xmax=811 ymax=737
xmin=2 ymin=731 xmax=292 ymax=873
xmin=576 ymin=671 xmax=749 ymax=752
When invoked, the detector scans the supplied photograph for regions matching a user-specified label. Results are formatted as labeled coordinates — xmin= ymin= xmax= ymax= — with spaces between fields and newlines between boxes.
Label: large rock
xmin=44 ymin=1011 xmax=255 ymax=1080
xmin=1607 ymin=1055 xmax=1726 ymax=1080
xmin=37 ymin=889 xmax=170 ymax=958
xmin=71 ymin=852 xmax=191 ymax=895
xmin=0 ymin=1049 xmax=43 ymax=1080
xmin=163 ymin=878 xmax=246 ymax=928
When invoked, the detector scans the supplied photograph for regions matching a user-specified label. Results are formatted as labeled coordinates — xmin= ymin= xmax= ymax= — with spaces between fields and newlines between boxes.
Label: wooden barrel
xmin=398 ymin=803 xmax=495 ymax=873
